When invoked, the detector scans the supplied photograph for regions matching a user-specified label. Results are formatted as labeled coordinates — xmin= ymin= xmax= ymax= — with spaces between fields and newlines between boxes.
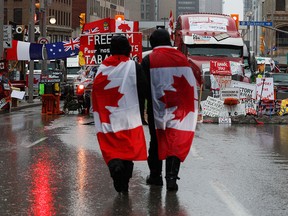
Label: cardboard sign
xmin=231 ymin=80 xmax=257 ymax=99
xmin=79 ymin=32 xmax=142 ymax=66
xmin=210 ymin=60 xmax=231 ymax=75
xmin=220 ymin=87 xmax=240 ymax=100
xmin=212 ymin=75 xmax=232 ymax=89
xmin=256 ymin=78 xmax=274 ymax=101
xmin=220 ymin=103 xmax=246 ymax=117
xmin=201 ymin=96 xmax=224 ymax=117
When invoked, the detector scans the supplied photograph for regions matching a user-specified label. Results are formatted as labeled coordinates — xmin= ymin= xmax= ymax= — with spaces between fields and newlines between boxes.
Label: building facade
xmin=4 ymin=0 xmax=73 ymax=43
xmin=176 ymin=0 xmax=199 ymax=18
xmin=244 ymin=0 xmax=288 ymax=64
xmin=199 ymin=0 xmax=223 ymax=14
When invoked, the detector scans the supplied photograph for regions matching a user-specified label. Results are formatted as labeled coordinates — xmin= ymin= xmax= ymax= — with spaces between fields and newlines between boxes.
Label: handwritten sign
xmin=256 ymin=78 xmax=274 ymax=101
xmin=231 ymin=80 xmax=257 ymax=99
xmin=201 ymin=96 xmax=224 ymax=117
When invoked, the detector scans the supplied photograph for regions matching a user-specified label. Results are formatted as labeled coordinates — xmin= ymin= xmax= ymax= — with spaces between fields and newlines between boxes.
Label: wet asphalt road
xmin=1 ymin=106 xmax=288 ymax=216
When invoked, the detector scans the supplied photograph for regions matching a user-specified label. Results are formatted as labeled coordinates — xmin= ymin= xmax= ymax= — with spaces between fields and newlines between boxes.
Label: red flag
xmin=169 ymin=10 xmax=174 ymax=40
xmin=92 ymin=56 xmax=147 ymax=164
xmin=149 ymin=47 xmax=198 ymax=162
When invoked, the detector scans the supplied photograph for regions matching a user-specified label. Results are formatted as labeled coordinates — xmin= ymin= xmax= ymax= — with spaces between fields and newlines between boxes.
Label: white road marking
xmin=211 ymin=181 xmax=253 ymax=216
xmin=26 ymin=137 xmax=48 ymax=148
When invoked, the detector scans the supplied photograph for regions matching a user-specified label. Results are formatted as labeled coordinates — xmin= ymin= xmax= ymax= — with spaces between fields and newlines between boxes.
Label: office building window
xmin=276 ymin=0 xmax=285 ymax=11
xmin=13 ymin=8 xmax=22 ymax=24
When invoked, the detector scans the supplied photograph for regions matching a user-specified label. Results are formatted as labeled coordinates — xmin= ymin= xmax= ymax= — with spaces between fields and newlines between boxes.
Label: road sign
xmin=239 ymin=21 xmax=273 ymax=27
xmin=3 ymin=25 xmax=12 ymax=48
xmin=38 ymin=37 xmax=50 ymax=44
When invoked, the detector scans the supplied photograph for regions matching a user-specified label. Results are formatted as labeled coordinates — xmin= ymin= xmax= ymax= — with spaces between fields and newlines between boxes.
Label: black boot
xmin=108 ymin=159 xmax=125 ymax=193
xmin=165 ymin=156 xmax=181 ymax=191
xmin=146 ymin=157 xmax=163 ymax=186
xmin=122 ymin=161 xmax=134 ymax=193
xmin=146 ymin=140 xmax=163 ymax=186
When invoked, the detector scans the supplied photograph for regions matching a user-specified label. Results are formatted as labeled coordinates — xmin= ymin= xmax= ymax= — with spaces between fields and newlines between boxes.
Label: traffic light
xmin=230 ymin=14 xmax=239 ymax=29
xmin=79 ymin=13 xmax=86 ymax=30
xmin=115 ymin=14 xmax=125 ymax=21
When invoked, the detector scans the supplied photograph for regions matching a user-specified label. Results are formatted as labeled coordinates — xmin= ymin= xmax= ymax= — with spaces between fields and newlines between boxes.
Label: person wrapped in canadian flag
xmin=141 ymin=29 xmax=198 ymax=191
xmin=92 ymin=35 xmax=148 ymax=193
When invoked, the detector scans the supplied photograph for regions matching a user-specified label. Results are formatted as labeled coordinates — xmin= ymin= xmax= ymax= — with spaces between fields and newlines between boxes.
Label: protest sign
xmin=220 ymin=87 xmax=240 ymax=100
xmin=231 ymin=80 xmax=257 ymax=99
xmin=201 ymin=96 xmax=224 ymax=117
xmin=256 ymin=78 xmax=274 ymax=101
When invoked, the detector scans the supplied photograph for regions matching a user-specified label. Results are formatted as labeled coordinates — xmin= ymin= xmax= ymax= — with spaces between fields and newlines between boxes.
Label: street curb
xmin=0 ymin=101 xmax=42 ymax=114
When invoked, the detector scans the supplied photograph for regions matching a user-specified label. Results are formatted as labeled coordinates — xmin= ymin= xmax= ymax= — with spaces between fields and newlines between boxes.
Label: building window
xmin=276 ymin=0 xmax=285 ymax=11
xmin=13 ymin=8 xmax=22 ymax=24
xmin=277 ymin=26 xmax=288 ymax=46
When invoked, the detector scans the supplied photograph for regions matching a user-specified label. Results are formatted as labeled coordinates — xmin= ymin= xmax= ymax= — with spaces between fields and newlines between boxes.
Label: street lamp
xmin=49 ymin=17 xmax=56 ymax=25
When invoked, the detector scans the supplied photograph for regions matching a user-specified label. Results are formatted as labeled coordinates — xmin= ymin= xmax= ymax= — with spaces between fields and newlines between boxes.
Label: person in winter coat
xmin=92 ymin=35 xmax=148 ymax=194
xmin=141 ymin=29 xmax=198 ymax=191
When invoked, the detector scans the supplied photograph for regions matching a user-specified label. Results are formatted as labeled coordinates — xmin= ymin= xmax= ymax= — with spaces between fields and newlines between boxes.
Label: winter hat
xmin=150 ymin=29 xmax=172 ymax=48
xmin=110 ymin=35 xmax=131 ymax=56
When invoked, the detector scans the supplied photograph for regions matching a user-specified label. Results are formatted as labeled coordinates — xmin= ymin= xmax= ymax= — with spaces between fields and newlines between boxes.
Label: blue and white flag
xmin=45 ymin=37 xmax=80 ymax=60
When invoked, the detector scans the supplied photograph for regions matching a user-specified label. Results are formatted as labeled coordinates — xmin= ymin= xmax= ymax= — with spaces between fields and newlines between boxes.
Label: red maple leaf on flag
xmin=159 ymin=75 xmax=195 ymax=122
xmin=118 ymin=23 xmax=131 ymax=32
xmin=93 ymin=72 xmax=124 ymax=123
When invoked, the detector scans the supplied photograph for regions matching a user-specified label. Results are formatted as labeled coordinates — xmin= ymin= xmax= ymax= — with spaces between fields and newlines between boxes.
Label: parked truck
xmin=66 ymin=55 xmax=82 ymax=95
xmin=174 ymin=13 xmax=245 ymax=88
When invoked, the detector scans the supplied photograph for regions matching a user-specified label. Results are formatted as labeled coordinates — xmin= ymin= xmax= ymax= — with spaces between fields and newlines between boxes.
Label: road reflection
xmin=29 ymin=149 xmax=56 ymax=215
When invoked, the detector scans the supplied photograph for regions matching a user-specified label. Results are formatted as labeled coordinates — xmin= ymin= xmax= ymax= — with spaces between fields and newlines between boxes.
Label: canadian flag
xmin=115 ymin=20 xmax=139 ymax=33
xmin=149 ymin=47 xmax=198 ymax=162
xmin=92 ymin=56 xmax=147 ymax=164
xmin=168 ymin=10 xmax=174 ymax=40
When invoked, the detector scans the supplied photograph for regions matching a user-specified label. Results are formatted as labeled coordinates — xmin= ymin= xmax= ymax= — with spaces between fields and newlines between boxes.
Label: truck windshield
xmin=187 ymin=44 xmax=243 ymax=58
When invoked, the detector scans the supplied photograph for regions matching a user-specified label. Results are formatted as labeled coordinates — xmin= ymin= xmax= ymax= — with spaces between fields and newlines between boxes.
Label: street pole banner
xmin=79 ymin=32 xmax=142 ymax=66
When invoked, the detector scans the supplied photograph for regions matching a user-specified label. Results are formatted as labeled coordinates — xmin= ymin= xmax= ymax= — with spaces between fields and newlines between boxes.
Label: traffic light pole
xmin=28 ymin=0 xmax=36 ymax=103
xmin=40 ymin=0 xmax=47 ymax=73
xmin=0 ymin=0 xmax=3 ymax=60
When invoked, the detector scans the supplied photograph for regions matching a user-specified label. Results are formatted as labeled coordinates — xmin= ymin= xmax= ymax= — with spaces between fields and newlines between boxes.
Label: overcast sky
xmin=223 ymin=0 xmax=244 ymax=20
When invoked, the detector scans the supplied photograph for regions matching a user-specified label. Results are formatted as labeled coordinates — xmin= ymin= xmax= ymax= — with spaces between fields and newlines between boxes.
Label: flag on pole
xmin=6 ymin=40 xmax=43 ymax=60
xmin=45 ymin=37 xmax=80 ymax=59
xmin=168 ymin=10 xmax=174 ymax=40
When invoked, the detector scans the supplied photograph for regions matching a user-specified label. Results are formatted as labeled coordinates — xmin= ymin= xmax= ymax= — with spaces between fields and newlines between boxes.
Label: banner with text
xmin=79 ymin=32 xmax=142 ymax=66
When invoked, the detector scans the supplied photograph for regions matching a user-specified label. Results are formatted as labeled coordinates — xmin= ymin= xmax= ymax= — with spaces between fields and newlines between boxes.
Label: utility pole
xmin=0 ymin=0 xmax=4 ymax=59
xmin=28 ymin=0 xmax=36 ymax=103
xmin=86 ymin=0 xmax=90 ymax=23
xmin=40 ymin=0 xmax=47 ymax=73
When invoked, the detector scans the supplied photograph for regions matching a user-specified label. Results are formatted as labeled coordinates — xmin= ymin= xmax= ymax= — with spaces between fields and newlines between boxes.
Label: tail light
xmin=76 ymin=84 xmax=85 ymax=95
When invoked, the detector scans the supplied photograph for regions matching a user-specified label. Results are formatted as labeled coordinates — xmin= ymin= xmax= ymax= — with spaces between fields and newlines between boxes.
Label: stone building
xmin=4 ymin=0 xmax=73 ymax=42
xmin=262 ymin=0 xmax=288 ymax=63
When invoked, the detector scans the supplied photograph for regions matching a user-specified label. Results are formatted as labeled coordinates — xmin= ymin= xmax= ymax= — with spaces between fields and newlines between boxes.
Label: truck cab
xmin=174 ymin=13 xmax=244 ymax=87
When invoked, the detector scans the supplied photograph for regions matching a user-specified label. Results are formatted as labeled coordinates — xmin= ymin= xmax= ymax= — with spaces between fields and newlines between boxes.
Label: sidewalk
xmin=0 ymin=98 xmax=42 ymax=114
xmin=11 ymin=98 xmax=42 ymax=111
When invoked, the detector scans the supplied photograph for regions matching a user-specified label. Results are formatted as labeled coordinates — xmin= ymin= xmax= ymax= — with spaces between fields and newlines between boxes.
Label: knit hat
xmin=150 ymin=29 xmax=172 ymax=48
xmin=110 ymin=35 xmax=131 ymax=56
